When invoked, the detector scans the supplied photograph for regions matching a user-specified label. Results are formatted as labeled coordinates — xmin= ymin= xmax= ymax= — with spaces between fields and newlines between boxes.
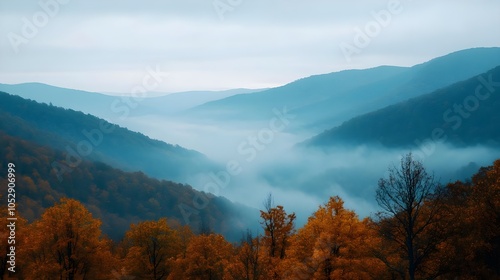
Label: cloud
xmin=1 ymin=0 xmax=499 ymax=92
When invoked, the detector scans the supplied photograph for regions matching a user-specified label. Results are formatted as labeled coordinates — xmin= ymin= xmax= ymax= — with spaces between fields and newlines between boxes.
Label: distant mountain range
xmin=3 ymin=48 xmax=499 ymax=137
xmin=0 ymin=82 xmax=265 ymax=122
xmin=0 ymin=92 xmax=215 ymax=183
xmin=184 ymin=47 xmax=500 ymax=132
xmin=306 ymin=65 xmax=500 ymax=148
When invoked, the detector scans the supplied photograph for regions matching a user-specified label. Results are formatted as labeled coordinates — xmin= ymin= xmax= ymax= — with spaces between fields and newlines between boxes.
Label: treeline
xmin=0 ymin=155 xmax=498 ymax=279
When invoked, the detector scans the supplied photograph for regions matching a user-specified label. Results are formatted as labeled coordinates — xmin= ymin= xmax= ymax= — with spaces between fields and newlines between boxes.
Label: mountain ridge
xmin=184 ymin=47 xmax=500 ymax=133
xmin=0 ymin=91 xmax=215 ymax=183
xmin=306 ymin=65 xmax=500 ymax=148
xmin=0 ymin=82 xmax=266 ymax=121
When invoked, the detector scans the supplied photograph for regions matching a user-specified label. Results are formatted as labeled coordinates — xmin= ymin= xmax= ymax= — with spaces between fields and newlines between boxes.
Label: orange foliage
xmin=123 ymin=218 xmax=183 ymax=279
xmin=286 ymin=196 xmax=386 ymax=279
xmin=21 ymin=198 xmax=115 ymax=279
xmin=3 ymin=158 xmax=499 ymax=279
xmin=177 ymin=233 xmax=233 ymax=280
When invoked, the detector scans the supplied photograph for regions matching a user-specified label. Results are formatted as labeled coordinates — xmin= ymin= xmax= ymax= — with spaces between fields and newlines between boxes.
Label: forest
xmin=0 ymin=91 xmax=215 ymax=183
xmin=0 ymin=132 xmax=254 ymax=241
xmin=0 ymin=154 xmax=498 ymax=280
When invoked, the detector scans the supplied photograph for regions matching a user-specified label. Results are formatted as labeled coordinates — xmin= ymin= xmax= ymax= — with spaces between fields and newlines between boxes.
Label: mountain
xmin=185 ymin=47 xmax=500 ymax=132
xmin=0 ymin=92 xmax=215 ymax=183
xmin=0 ymin=82 xmax=264 ymax=121
xmin=135 ymin=88 xmax=267 ymax=116
xmin=0 ymin=83 xmax=117 ymax=119
xmin=184 ymin=65 xmax=407 ymax=125
xmin=0 ymin=131 xmax=258 ymax=241
xmin=306 ymin=66 xmax=500 ymax=148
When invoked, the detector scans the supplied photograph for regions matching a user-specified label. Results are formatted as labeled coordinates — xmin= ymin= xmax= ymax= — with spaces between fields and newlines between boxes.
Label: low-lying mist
xmin=117 ymin=114 xmax=500 ymax=229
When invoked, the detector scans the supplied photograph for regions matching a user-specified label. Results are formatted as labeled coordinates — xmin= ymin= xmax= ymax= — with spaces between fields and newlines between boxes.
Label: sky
xmin=1 ymin=0 xmax=500 ymax=94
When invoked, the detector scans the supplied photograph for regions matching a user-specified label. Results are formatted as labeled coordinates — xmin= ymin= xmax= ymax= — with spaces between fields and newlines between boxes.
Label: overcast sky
xmin=1 ymin=0 xmax=499 ymax=94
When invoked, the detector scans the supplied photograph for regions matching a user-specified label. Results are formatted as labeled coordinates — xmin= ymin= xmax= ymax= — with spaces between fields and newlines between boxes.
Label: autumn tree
xmin=435 ymin=160 xmax=500 ymax=278
xmin=170 ymin=220 xmax=194 ymax=259
xmin=258 ymin=194 xmax=296 ymax=279
xmin=285 ymin=196 xmax=386 ymax=279
xmin=227 ymin=230 xmax=266 ymax=280
xmin=180 ymin=233 xmax=233 ymax=280
xmin=22 ymin=198 xmax=114 ymax=279
xmin=469 ymin=160 xmax=500 ymax=275
xmin=260 ymin=194 xmax=296 ymax=260
xmin=124 ymin=218 xmax=182 ymax=280
xmin=375 ymin=153 xmax=443 ymax=280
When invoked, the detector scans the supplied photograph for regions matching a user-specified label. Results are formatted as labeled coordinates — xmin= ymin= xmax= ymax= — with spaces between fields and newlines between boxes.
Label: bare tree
xmin=376 ymin=153 xmax=443 ymax=280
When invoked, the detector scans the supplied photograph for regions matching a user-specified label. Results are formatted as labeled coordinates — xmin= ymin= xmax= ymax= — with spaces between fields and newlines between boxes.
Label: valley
xmin=2 ymin=47 xmax=500 ymax=229
xmin=2 ymin=1 xmax=500 ymax=277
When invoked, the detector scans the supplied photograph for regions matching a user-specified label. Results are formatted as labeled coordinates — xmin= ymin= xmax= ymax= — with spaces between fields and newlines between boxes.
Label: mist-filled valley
xmin=3 ymin=48 xmax=498 ymax=231
xmin=2 ymin=0 xmax=500 ymax=277
xmin=116 ymin=99 xmax=500 ymax=227
xmin=2 ymin=42 xmax=500 ymax=280
xmin=0 ymin=48 xmax=500 ymax=236
xmin=87 ymin=48 xmax=500 ymax=227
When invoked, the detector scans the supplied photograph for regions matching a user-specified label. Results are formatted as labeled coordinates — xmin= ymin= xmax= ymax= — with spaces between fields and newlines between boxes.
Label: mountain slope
xmin=307 ymin=66 xmax=500 ymax=148
xmin=186 ymin=47 xmax=500 ymax=132
xmin=185 ymin=65 xmax=408 ymax=124
xmin=0 ymin=82 xmax=117 ymax=119
xmin=0 ymin=92 xmax=215 ymax=183
xmin=0 ymin=132 xmax=258 ymax=241
xmin=0 ymin=83 xmax=264 ymax=120
xmin=137 ymin=88 xmax=266 ymax=116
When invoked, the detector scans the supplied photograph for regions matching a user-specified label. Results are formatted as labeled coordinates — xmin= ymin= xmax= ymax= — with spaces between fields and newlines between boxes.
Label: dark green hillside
xmin=0 ymin=92 xmax=215 ymax=182
xmin=186 ymin=47 xmax=500 ymax=132
xmin=0 ymin=82 xmax=116 ymax=119
xmin=308 ymin=66 xmax=500 ymax=148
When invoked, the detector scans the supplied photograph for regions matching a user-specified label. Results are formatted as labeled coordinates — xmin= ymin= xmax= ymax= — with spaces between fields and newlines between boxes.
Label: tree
xmin=435 ymin=160 xmax=500 ymax=278
xmin=227 ymin=230 xmax=266 ymax=280
xmin=286 ymin=196 xmax=386 ymax=279
xmin=182 ymin=233 xmax=233 ymax=280
xmin=124 ymin=218 xmax=182 ymax=280
xmin=259 ymin=194 xmax=296 ymax=279
xmin=22 ymin=198 xmax=113 ymax=279
xmin=375 ymin=153 xmax=443 ymax=280
xmin=260 ymin=194 xmax=296 ymax=260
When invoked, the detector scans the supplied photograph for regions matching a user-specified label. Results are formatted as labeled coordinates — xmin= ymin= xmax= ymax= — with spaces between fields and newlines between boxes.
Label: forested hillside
xmin=0 ymin=132 xmax=257 ymax=241
xmin=0 ymin=92 xmax=215 ymax=182
xmin=308 ymin=66 xmax=500 ymax=148
xmin=1 ymin=154 xmax=498 ymax=279
xmin=186 ymin=47 xmax=500 ymax=132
